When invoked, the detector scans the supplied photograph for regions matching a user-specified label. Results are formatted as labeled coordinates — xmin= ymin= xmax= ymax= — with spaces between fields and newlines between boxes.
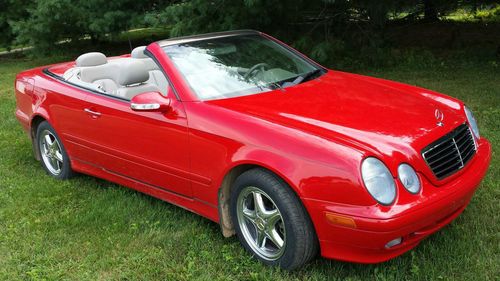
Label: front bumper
xmin=304 ymin=139 xmax=492 ymax=263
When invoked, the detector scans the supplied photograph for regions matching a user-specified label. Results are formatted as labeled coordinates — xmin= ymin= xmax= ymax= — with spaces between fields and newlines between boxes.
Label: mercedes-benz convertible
xmin=14 ymin=30 xmax=491 ymax=269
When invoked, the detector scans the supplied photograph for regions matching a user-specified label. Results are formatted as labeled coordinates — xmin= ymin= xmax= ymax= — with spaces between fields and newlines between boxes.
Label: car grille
xmin=422 ymin=123 xmax=476 ymax=180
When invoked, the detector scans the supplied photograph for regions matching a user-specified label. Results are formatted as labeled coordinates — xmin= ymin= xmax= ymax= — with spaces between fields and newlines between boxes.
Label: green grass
xmin=0 ymin=56 xmax=498 ymax=280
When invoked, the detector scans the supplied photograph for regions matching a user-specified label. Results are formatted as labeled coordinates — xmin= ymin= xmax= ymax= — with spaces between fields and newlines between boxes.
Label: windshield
xmin=162 ymin=34 xmax=320 ymax=100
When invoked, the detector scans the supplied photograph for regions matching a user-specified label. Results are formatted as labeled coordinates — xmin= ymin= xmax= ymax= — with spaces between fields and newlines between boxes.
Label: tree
xmin=423 ymin=0 xmax=439 ymax=21
xmin=1 ymin=0 xmax=497 ymax=54
xmin=145 ymin=0 xmax=322 ymax=38
xmin=9 ymin=0 xmax=159 ymax=52
xmin=0 ymin=0 xmax=33 ymax=49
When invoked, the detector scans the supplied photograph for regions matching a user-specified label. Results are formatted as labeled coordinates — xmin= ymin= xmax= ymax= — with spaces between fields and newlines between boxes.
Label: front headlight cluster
xmin=398 ymin=164 xmax=420 ymax=194
xmin=464 ymin=106 xmax=480 ymax=138
xmin=361 ymin=158 xmax=421 ymax=205
xmin=361 ymin=158 xmax=396 ymax=205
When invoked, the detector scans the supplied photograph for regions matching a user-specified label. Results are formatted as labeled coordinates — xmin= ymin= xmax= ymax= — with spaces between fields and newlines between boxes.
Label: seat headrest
xmin=76 ymin=52 xmax=107 ymax=67
xmin=131 ymin=46 xmax=148 ymax=59
xmin=118 ymin=60 xmax=149 ymax=86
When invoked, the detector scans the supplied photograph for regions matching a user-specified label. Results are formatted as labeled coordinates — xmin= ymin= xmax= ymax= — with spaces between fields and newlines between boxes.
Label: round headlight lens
xmin=464 ymin=106 xmax=479 ymax=138
xmin=398 ymin=164 xmax=421 ymax=194
xmin=361 ymin=157 xmax=396 ymax=205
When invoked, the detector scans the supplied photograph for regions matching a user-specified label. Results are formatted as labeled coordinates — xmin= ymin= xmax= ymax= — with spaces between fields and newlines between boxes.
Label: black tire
xmin=230 ymin=168 xmax=318 ymax=270
xmin=35 ymin=121 xmax=74 ymax=179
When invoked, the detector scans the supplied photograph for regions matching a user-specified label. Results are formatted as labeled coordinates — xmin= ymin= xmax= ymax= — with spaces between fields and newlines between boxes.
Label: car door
xmin=78 ymin=90 xmax=192 ymax=197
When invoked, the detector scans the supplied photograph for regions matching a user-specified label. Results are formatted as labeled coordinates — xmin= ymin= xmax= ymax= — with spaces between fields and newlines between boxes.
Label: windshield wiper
xmin=272 ymin=81 xmax=284 ymax=91
xmin=290 ymin=69 xmax=323 ymax=86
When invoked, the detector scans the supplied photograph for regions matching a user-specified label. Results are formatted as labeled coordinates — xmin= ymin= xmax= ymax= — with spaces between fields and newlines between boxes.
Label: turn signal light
xmin=385 ymin=237 xmax=402 ymax=249
xmin=325 ymin=212 xmax=357 ymax=228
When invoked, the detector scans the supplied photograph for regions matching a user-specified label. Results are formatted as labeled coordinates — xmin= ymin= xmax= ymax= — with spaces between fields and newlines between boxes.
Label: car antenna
xmin=127 ymin=32 xmax=133 ymax=53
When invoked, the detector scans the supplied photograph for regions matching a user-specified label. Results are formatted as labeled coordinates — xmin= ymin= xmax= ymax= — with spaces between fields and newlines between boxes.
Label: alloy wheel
xmin=236 ymin=186 xmax=286 ymax=261
xmin=39 ymin=129 xmax=63 ymax=176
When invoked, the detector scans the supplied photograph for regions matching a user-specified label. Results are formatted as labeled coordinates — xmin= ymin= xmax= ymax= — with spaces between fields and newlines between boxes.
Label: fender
xmin=214 ymin=145 xmax=363 ymax=238
xmin=215 ymin=148 xmax=302 ymax=238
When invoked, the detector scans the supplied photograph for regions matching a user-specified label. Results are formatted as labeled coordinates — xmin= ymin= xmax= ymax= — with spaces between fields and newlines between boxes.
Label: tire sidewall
xmin=230 ymin=169 xmax=310 ymax=269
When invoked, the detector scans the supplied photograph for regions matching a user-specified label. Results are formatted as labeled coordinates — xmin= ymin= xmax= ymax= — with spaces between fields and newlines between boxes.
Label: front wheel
xmin=230 ymin=168 xmax=318 ymax=270
xmin=36 ymin=121 xmax=74 ymax=179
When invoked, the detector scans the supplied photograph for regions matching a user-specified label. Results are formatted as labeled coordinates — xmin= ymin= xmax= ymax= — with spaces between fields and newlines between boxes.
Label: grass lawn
xmin=0 ymin=55 xmax=498 ymax=280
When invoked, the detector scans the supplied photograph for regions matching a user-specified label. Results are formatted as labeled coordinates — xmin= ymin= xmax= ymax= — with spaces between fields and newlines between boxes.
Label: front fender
xmin=220 ymin=144 xmax=374 ymax=208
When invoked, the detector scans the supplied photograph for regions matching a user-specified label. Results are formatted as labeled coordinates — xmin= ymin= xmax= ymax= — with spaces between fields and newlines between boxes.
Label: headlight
xmin=464 ymin=106 xmax=479 ymax=138
xmin=398 ymin=164 xmax=421 ymax=194
xmin=361 ymin=157 xmax=396 ymax=205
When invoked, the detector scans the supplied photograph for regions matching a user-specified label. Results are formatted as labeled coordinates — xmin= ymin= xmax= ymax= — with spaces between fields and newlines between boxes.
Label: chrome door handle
xmin=84 ymin=108 xmax=101 ymax=116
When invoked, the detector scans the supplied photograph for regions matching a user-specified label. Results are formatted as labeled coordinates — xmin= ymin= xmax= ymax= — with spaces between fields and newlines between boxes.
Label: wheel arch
xmin=30 ymin=114 xmax=48 ymax=138
xmin=217 ymin=158 xmax=305 ymax=238
xmin=29 ymin=114 xmax=49 ymax=161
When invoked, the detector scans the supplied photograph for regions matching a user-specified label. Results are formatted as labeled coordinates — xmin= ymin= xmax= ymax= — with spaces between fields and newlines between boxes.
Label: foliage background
xmin=1 ymin=0 xmax=499 ymax=69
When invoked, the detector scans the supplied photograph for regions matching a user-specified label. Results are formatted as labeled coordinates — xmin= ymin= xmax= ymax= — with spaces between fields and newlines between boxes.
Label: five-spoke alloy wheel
xmin=231 ymin=168 xmax=318 ymax=270
xmin=36 ymin=121 xmax=74 ymax=179
xmin=39 ymin=129 xmax=64 ymax=175
xmin=236 ymin=186 xmax=286 ymax=261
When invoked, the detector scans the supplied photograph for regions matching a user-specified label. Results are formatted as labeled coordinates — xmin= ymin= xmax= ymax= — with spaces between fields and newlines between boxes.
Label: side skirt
xmin=70 ymin=158 xmax=220 ymax=224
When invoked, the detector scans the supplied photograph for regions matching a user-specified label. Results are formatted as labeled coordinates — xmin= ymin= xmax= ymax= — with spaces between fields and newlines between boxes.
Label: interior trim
xmin=43 ymin=68 xmax=130 ymax=103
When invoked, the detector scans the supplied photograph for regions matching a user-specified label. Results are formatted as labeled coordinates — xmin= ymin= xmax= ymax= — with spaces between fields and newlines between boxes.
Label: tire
xmin=230 ymin=168 xmax=318 ymax=270
xmin=35 ymin=121 xmax=74 ymax=179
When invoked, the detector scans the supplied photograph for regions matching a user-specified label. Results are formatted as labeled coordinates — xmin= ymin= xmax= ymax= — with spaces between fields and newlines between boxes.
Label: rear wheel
xmin=36 ymin=121 xmax=74 ymax=179
xmin=230 ymin=168 xmax=318 ymax=270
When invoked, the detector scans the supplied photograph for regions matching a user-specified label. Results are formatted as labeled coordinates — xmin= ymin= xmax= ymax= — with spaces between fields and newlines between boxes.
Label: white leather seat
xmin=131 ymin=46 xmax=170 ymax=96
xmin=79 ymin=63 xmax=120 ymax=93
xmin=115 ymin=60 xmax=161 ymax=100
xmin=76 ymin=52 xmax=107 ymax=67
xmin=63 ymin=50 xmax=167 ymax=98
xmin=148 ymin=70 xmax=169 ymax=96
xmin=64 ymin=52 xmax=117 ymax=93
xmin=131 ymin=46 xmax=148 ymax=59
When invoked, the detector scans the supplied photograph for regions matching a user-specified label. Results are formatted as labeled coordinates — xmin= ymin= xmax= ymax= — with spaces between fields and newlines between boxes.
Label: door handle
xmin=84 ymin=108 xmax=101 ymax=117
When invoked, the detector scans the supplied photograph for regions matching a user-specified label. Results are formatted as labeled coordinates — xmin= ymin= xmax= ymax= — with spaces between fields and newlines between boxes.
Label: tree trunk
xmin=423 ymin=0 xmax=439 ymax=22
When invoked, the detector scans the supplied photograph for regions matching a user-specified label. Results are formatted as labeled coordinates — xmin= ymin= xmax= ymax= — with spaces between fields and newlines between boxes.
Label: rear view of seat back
xmin=77 ymin=53 xmax=120 ymax=94
xmin=80 ymin=64 xmax=120 ymax=94
xmin=76 ymin=52 xmax=107 ymax=67
xmin=131 ymin=46 xmax=170 ymax=96
xmin=115 ymin=60 xmax=161 ymax=100
xmin=63 ymin=52 xmax=110 ymax=92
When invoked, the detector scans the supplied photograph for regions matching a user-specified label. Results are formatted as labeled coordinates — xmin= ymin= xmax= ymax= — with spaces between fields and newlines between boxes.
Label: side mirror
xmin=130 ymin=91 xmax=172 ymax=112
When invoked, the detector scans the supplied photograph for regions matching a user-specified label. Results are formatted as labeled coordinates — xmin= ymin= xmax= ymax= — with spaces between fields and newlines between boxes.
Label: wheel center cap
xmin=255 ymin=218 xmax=265 ymax=231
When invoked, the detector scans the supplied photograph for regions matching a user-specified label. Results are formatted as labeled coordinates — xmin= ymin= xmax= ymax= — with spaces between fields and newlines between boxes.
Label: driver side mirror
xmin=130 ymin=90 xmax=172 ymax=112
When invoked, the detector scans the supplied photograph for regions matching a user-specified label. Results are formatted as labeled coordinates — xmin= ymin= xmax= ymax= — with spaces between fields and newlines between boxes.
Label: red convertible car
xmin=14 ymin=30 xmax=491 ymax=269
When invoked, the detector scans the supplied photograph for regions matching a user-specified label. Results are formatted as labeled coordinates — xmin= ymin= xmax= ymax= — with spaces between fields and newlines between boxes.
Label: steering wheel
xmin=244 ymin=63 xmax=270 ymax=80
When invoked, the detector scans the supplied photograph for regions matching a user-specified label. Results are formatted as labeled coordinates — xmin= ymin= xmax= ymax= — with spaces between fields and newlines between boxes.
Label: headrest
xmin=131 ymin=46 xmax=148 ymax=59
xmin=118 ymin=60 xmax=149 ymax=85
xmin=76 ymin=52 xmax=107 ymax=67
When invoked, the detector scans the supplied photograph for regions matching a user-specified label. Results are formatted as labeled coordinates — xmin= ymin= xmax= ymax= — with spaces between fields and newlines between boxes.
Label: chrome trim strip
xmin=452 ymin=138 xmax=464 ymax=168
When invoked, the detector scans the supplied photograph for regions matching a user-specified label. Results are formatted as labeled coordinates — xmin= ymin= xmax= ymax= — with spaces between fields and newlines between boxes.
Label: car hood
xmin=208 ymin=70 xmax=466 ymax=169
